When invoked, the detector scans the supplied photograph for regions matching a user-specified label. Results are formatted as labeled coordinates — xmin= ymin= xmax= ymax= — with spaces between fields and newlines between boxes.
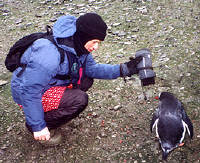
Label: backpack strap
xmin=54 ymin=74 xmax=71 ymax=80
xmin=44 ymin=26 xmax=65 ymax=64
xmin=46 ymin=25 xmax=52 ymax=35
xmin=16 ymin=64 xmax=26 ymax=77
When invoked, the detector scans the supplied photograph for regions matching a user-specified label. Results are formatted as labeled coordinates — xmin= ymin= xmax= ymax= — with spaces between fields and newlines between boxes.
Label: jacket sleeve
xmin=20 ymin=39 xmax=60 ymax=132
xmin=84 ymin=54 xmax=121 ymax=79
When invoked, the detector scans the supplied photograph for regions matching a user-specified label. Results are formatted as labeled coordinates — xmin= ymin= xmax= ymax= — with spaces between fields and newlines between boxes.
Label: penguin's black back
xmin=158 ymin=115 xmax=184 ymax=145
xmin=159 ymin=92 xmax=182 ymax=117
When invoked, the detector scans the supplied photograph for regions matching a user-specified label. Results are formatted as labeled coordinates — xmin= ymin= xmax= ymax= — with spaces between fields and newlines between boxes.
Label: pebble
xmin=124 ymin=42 xmax=132 ymax=45
xmin=112 ymin=134 xmax=117 ymax=138
xmin=2 ymin=13 xmax=9 ymax=16
xmin=137 ymin=6 xmax=148 ymax=14
xmin=112 ymin=105 xmax=122 ymax=111
xmin=15 ymin=19 xmax=23 ymax=24
xmin=118 ymin=31 xmax=126 ymax=36
xmin=92 ymin=112 xmax=98 ymax=117
xmin=112 ymin=23 xmax=121 ymax=27
xmin=49 ymin=18 xmax=57 ymax=22
xmin=0 ymin=80 xmax=8 ymax=86
xmin=116 ymin=54 xmax=124 ymax=58
xmin=100 ymin=132 xmax=107 ymax=137
xmin=0 ymin=149 xmax=4 ymax=155
xmin=7 ymin=126 xmax=13 ymax=132
xmin=138 ymin=93 xmax=145 ymax=101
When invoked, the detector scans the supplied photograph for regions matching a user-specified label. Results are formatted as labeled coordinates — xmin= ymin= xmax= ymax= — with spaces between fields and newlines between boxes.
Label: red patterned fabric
xmin=18 ymin=86 xmax=71 ymax=112
xmin=42 ymin=86 xmax=67 ymax=112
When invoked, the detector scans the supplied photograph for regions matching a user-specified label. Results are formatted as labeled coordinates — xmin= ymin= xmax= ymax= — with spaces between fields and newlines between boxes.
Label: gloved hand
xmin=33 ymin=127 xmax=50 ymax=141
xmin=120 ymin=56 xmax=143 ymax=77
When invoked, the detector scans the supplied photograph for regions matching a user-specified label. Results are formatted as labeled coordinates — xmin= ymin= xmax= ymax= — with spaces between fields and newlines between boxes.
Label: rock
xmin=2 ymin=9 xmax=10 ymax=13
xmin=131 ymin=35 xmax=137 ymax=41
xmin=49 ymin=18 xmax=57 ymax=22
xmin=138 ymin=93 xmax=145 ymax=101
xmin=112 ymin=134 xmax=117 ymax=138
xmin=40 ymin=1 xmax=47 ymax=5
xmin=148 ymin=20 xmax=155 ymax=26
xmin=100 ymin=132 xmax=107 ymax=137
xmin=66 ymin=7 xmax=74 ymax=11
xmin=124 ymin=42 xmax=132 ymax=45
xmin=16 ymin=19 xmax=23 ymax=24
xmin=76 ymin=4 xmax=85 ymax=7
xmin=2 ymin=13 xmax=9 ymax=16
xmin=132 ymin=28 xmax=139 ymax=32
xmin=35 ymin=14 xmax=43 ymax=18
xmin=0 ymin=80 xmax=8 ymax=86
xmin=91 ymin=112 xmax=98 ymax=117
xmin=116 ymin=54 xmax=124 ymax=58
xmin=112 ymin=23 xmax=121 ymax=27
xmin=7 ymin=126 xmax=13 ymax=132
xmin=137 ymin=6 xmax=148 ymax=14
xmin=16 ymin=152 xmax=22 ymax=157
xmin=26 ymin=23 xmax=32 ymax=27
xmin=0 ymin=149 xmax=4 ymax=155
xmin=111 ymin=105 xmax=122 ymax=111
xmin=118 ymin=31 xmax=126 ymax=36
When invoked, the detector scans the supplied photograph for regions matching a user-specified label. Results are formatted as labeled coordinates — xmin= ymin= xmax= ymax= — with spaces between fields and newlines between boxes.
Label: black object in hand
xmin=126 ymin=56 xmax=143 ymax=77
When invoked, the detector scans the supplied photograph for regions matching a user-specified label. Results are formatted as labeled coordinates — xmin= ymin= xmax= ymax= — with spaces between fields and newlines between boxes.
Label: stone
xmin=0 ymin=80 xmax=8 ymax=86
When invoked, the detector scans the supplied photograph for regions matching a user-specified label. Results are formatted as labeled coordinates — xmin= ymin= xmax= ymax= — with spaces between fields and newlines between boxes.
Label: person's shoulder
xmin=32 ymin=38 xmax=54 ymax=48
xmin=30 ymin=38 xmax=60 ymax=67
xmin=85 ymin=53 xmax=94 ymax=60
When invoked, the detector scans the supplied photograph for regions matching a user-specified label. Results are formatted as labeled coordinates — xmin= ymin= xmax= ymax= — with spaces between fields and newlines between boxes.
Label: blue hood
xmin=53 ymin=15 xmax=77 ymax=38
xmin=53 ymin=15 xmax=77 ymax=53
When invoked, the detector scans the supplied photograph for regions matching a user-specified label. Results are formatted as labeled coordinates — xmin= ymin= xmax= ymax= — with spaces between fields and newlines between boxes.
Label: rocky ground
xmin=0 ymin=0 xmax=200 ymax=162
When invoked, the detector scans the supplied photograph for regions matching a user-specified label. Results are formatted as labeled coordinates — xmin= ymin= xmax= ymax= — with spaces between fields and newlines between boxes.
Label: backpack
xmin=5 ymin=25 xmax=65 ymax=74
xmin=5 ymin=26 xmax=93 ymax=91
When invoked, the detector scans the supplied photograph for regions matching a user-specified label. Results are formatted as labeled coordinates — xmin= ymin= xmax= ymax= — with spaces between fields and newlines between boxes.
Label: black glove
xmin=120 ymin=56 xmax=143 ymax=77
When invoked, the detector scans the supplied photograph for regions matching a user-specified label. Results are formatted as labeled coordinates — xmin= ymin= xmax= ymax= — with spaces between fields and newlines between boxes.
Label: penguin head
xmin=158 ymin=92 xmax=179 ymax=111
xmin=159 ymin=92 xmax=176 ymax=101
xmin=160 ymin=141 xmax=177 ymax=160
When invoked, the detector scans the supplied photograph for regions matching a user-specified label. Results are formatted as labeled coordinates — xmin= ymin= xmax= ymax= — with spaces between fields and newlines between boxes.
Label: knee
xmin=59 ymin=89 xmax=88 ymax=110
xmin=77 ymin=90 xmax=88 ymax=107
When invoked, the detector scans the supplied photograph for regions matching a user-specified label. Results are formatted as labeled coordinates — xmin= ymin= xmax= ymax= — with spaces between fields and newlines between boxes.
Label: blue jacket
xmin=11 ymin=15 xmax=121 ymax=132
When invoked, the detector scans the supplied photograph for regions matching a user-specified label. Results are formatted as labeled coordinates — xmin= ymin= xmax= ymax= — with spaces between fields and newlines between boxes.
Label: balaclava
xmin=73 ymin=13 xmax=107 ymax=56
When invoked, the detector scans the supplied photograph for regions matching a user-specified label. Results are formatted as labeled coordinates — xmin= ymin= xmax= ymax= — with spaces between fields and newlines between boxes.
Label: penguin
xmin=150 ymin=92 xmax=193 ymax=160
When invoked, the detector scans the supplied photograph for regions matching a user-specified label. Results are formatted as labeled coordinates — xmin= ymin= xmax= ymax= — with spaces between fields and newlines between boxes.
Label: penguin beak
xmin=162 ymin=151 xmax=169 ymax=160
xmin=179 ymin=143 xmax=184 ymax=147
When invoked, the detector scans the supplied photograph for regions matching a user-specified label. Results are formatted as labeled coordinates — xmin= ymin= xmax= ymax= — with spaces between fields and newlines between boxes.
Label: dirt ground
xmin=0 ymin=0 xmax=200 ymax=163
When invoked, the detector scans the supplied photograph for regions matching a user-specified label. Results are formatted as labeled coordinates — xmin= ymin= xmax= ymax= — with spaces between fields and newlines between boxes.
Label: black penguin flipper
xmin=150 ymin=109 xmax=159 ymax=133
xmin=180 ymin=104 xmax=194 ymax=139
